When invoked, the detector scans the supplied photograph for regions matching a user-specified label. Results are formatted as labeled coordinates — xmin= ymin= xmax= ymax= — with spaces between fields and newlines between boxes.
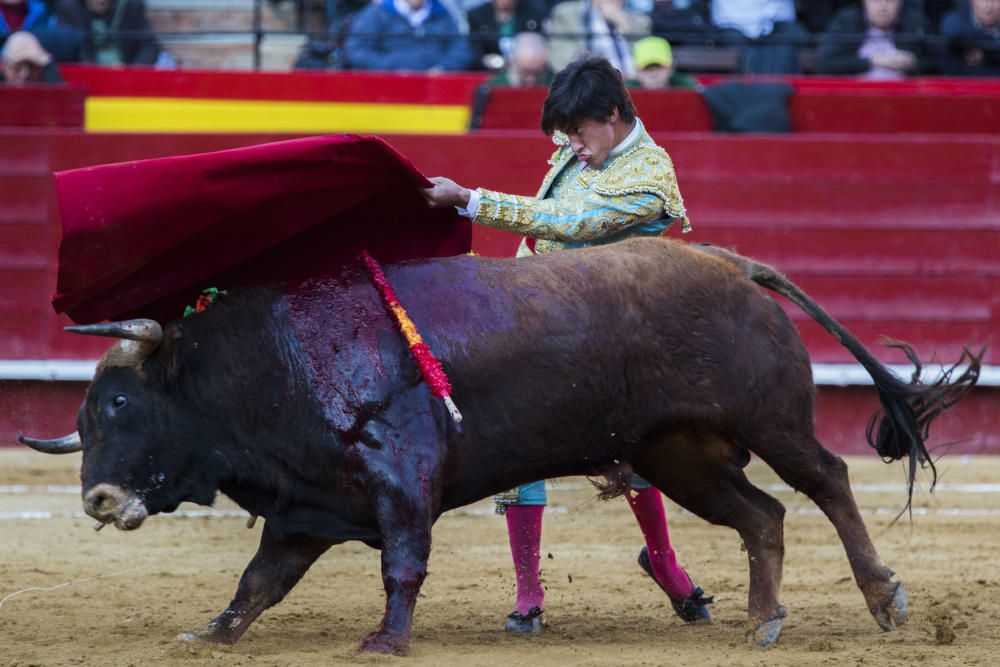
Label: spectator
xmin=628 ymin=35 xmax=699 ymax=88
xmin=54 ymin=0 xmax=160 ymax=66
xmin=344 ymin=0 xmax=474 ymax=71
xmin=1 ymin=0 xmax=83 ymax=62
xmin=492 ymin=30 xmax=554 ymax=84
xmin=468 ymin=0 xmax=548 ymax=69
xmin=469 ymin=32 xmax=552 ymax=129
xmin=1 ymin=29 xmax=62 ymax=82
xmin=940 ymin=0 xmax=1000 ymax=76
xmin=816 ymin=0 xmax=928 ymax=77
xmin=0 ymin=0 xmax=51 ymax=41
xmin=326 ymin=0 xmax=373 ymax=33
xmin=710 ymin=0 xmax=811 ymax=73
xmin=549 ymin=0 xmax=651 ymax=76
xmin=650 ymin=0 xmax=710 ymax=46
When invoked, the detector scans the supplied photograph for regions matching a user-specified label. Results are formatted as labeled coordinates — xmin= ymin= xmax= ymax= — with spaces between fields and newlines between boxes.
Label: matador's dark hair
xmin=540 ymin=53 xmax=637 ymax=136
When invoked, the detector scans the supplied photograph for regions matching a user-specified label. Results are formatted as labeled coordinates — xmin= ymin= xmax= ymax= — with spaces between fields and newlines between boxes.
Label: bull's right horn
xmin=17 ymin=431 xmax=82 ymax=454
xmin=66 ymin=319 xmax=163 ymax=366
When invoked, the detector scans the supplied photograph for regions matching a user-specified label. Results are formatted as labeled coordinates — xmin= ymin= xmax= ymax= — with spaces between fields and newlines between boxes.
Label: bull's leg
xmin=353 ymin=398 xmax=443 ymax=655
xmin=357 ymin=531 xmax=430 ymax=655
xmin=632 ymin=431 xmax=788 ymax=646
xmin=752 ymin=433 xmax=906 ymax=631
xmin=176 ymin=525 xmax=332 ymax=644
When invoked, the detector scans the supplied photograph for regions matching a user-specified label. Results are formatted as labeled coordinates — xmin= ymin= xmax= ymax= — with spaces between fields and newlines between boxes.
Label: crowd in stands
xmin=0 ymin=0 xmax=167 ymax=84
xmin=1 ymin=0 xmax=998 ymax=84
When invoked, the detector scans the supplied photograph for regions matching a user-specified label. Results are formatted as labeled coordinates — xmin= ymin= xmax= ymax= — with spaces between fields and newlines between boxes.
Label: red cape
xmin=53 ymin=134 xmax=471 ymax=324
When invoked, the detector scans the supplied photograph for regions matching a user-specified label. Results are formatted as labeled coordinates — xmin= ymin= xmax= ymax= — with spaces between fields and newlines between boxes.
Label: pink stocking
xmin=505 ymin=505 xmax=545 ymax=614
xmin=627 ymin=487 xmax=694 ymax=600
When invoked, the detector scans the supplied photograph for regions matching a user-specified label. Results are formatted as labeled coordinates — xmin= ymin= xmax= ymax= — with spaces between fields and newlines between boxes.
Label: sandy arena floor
xmin=2 ymin=449 xmax=999 ymax=666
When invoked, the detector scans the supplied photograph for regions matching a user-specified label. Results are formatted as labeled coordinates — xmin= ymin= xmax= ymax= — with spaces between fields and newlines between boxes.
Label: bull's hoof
xmin=174 ymin=615 xmax=245 ymax=645
xmin=358 ymin=630 xmax=410 ymax=655
xmin=175 ymin=625 xmax=234 ymax=645
xmin=505 ymin=606 xmax=546 ymax=634
xmin=746 ymin=606 xmax=787 ymax=648
xmin=637 ymin=546 xmax=713 ymax=623
xmin=872 ymin=581 xmax=908 ymax=631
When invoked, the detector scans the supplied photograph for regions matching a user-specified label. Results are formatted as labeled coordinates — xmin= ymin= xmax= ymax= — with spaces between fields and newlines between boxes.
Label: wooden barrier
xmin=0 ymin=125 xmax=996 ymax=452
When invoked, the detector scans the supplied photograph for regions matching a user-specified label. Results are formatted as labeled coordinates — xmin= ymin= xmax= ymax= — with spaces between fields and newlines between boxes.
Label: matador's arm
xmin=472 ymin=188 xmax=668 ymax=242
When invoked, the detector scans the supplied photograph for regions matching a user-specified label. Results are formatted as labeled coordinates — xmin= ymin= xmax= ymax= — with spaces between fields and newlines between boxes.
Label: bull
xmin=20 ymin=238 xmax=980 ymax=654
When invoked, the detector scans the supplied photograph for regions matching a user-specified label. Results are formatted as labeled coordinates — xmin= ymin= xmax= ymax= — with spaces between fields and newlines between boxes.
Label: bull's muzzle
xmin=83 ymin=484 xmax=149 ymax=531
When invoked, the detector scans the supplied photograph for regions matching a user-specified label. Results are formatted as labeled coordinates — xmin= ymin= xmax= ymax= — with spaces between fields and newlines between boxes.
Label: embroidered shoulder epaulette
xmin=593 ymin=145 xmax=692 ymax=232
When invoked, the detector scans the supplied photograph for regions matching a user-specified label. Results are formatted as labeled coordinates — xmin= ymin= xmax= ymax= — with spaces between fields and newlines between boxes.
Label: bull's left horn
xmin=17 ymin=431 xmax=82 ymax=454
xmin=66 ymin=319 xmax=163 ymax=362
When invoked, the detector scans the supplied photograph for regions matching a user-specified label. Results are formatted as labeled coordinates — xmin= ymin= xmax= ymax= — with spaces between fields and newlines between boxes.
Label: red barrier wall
xmin=1 ymin=128 xmax=996 ymax=452
xmin=2 ymin=130 xmax=996 ymax=364
xmin=476 ymin=87 xmax=1000 ymax=134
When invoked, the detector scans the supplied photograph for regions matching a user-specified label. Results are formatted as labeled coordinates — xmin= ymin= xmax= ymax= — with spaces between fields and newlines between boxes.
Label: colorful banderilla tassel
xmin=360 ymin=251 xmax=463 ymax=424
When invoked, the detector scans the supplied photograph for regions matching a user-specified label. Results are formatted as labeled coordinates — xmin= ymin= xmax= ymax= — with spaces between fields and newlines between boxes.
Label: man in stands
xmin=941 ymin=0 xmax=1000 ymax=76
xmin=54 ymin=0 xmax=160 ymax=66
xmin=468 ymin=0 xmax=547 ymax=70
xmin=422 ymin=54 xmax=711 ymax=634
xmin=816 ymin=0 xmax=928 ymax=77
xmin=0 ymin=0 xmax=51 ymax=43
xmin=548 ymin=0 xmax=651 ymax=77
xmin=628 ymin=35 xmax=699 ymax=89
xmin=1 ymin=29 xmax=61 ymax=83
xmin=490 ymin=31 xmax=553 ymax=86
xmin=343 ymin=0 xmax=473 ymax=71
xmin=709 ymin=0 xmax=811 ymax=73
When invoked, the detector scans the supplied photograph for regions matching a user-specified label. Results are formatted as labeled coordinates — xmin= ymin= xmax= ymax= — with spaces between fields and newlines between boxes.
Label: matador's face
xmin=563 ymin=109 xmax=620 ymax=169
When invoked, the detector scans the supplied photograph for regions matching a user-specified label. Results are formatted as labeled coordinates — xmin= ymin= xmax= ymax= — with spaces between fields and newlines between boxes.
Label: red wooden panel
xmin=696 ymin=228 xmax=999 ymax=277
xmin=476 ymin=88 xmax=715 ymax=132
xmin=46 ymin=131 xmax=303 ymax=172
xmin=0 ymin=86 xmax=85 ymax=128
xmin=794 ymin=319 xmax=995 ymax=364
xmin=0 ymin=224 xmax=59 ymax=267
xmin=473 ymin=78 xmax=1000 ymax=134
xmin=0 ymin=132 xmax=53 ymax=177
xmin=657 ymin=134 xmax=998 ymax=185
xmin=0 ymin=176 xmax=53 ymax=225
xmin=774 ymin=275 xmax=994 ymax=322
xmin=700 ymin=75 xmax=1000 ymax=96
xmin=60 ymin=65 xmax=488 ymax=105
xmin=790 ymin=93 xmax=1000 ymax=134
xmin=0 ymin=381 xmax=89 ymax=447
xmin=813 ymin=386 xmax=1000 ymax=455
xmin=682 ymin=181 xmax=999 ymax=230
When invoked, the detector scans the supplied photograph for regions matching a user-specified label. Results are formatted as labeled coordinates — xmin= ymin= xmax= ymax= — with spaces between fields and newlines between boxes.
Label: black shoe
xmin=638 ymin=546 xmax=713 ymax=623
xmin=505 ymin=606 xmax=546 ymax=633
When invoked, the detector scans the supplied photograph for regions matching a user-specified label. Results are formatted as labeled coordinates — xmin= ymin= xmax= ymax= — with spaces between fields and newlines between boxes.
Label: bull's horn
xmin=66 ymin=319 xmax=163 ymax=362
xmin=17 ymin=431 xmax=82 ymax=454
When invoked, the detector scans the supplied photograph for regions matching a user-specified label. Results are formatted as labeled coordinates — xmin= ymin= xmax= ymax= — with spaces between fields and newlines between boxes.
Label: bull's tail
xmin=695 ymin=244 xmax=983 ymax=510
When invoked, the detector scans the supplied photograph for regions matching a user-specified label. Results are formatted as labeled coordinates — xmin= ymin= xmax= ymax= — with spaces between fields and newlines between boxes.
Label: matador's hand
xmin=423 ymin=177 xmax=472 ymax=208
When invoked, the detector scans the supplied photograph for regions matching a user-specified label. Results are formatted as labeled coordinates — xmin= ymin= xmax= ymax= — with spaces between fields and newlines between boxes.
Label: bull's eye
xmin=112 ymin=394 xmax=128 ymax=409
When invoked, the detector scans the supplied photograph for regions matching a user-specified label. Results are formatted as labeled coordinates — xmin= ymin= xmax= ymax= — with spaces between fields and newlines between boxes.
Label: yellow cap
xmin=633 ymin=36 xmax=672 ymax=70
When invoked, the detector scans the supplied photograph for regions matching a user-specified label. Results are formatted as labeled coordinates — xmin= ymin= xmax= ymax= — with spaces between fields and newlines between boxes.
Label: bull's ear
xmin=158 ymin=322 xmax=186 ymax=379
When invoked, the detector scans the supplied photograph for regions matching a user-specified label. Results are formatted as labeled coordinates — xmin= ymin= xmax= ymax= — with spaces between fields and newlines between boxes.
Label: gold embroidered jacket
xmin=473 ymin=120 xmax=691 ymax=256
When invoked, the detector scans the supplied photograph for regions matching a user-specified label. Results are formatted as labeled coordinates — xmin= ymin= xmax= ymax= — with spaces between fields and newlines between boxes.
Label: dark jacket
xmin=940 ymin=2 xmax=1000 ymax=76
xmin=344 ymin=0 xmax=473 ymax=71
xmin=816 ymin=5 xmax=928 ymax=75
xmin=54 ymin=0 xmax=159 ymax=66
xmin=467 ymin=0 xmax=548 ymax=68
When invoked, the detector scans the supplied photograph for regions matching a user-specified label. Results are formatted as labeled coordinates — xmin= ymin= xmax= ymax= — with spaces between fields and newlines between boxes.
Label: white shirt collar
xmin=393 ymin=0 xmax=432 ymax=28
xmin=608 ymin=118 xmax=644 ymax=160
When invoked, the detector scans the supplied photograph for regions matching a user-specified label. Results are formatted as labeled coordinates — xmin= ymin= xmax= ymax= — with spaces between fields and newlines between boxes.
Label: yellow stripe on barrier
xmin=84 ymin=97 xmax=471 ymax=134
